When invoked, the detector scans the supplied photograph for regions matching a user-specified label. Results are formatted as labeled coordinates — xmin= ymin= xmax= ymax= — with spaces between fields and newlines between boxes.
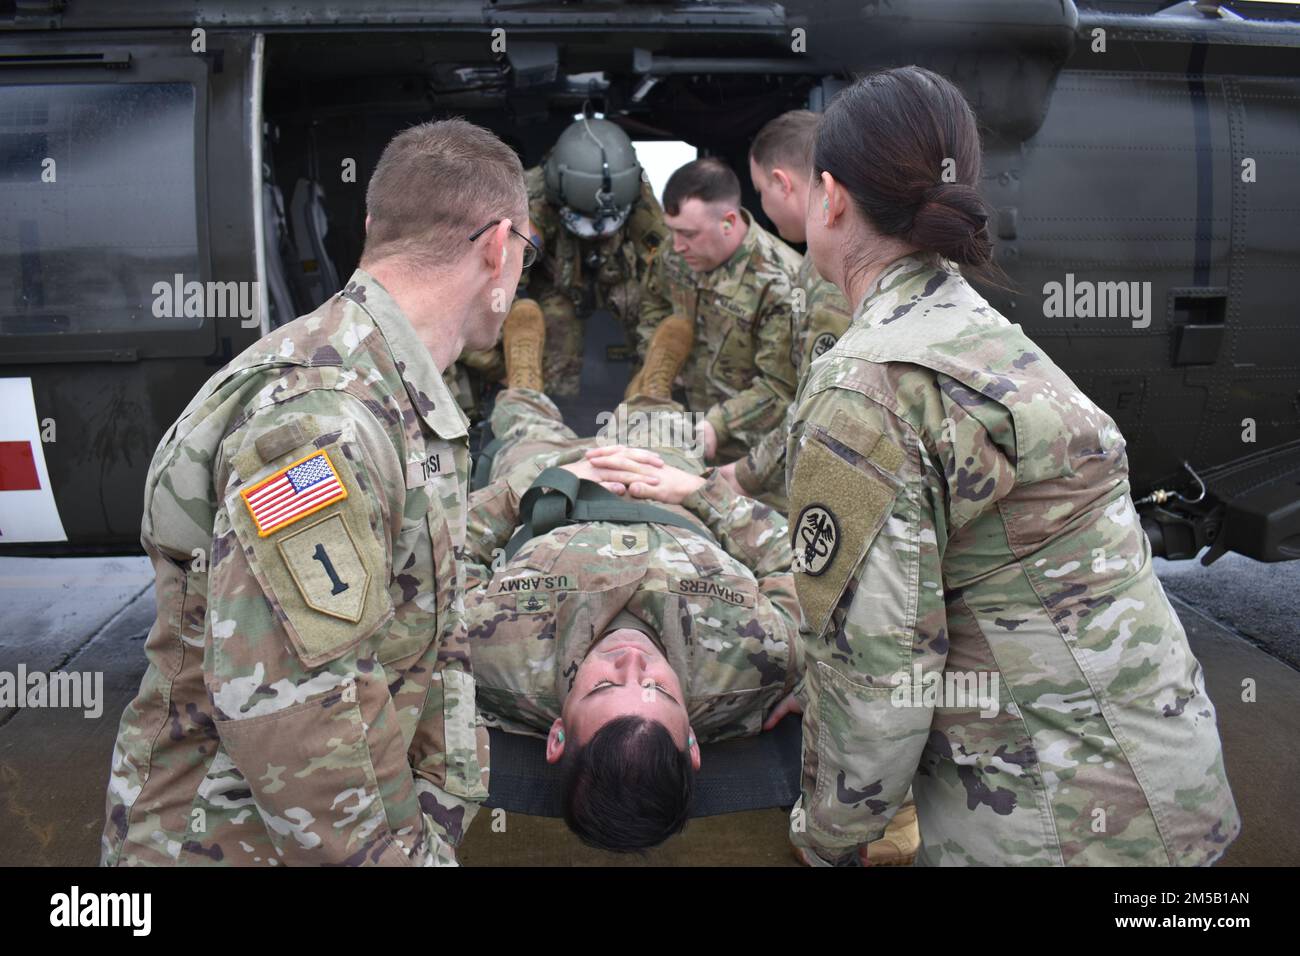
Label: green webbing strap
xmin=471 ymin=436 xmax=506 ymax=492
xmin=502 ymin=466 xmax=703 ymax=561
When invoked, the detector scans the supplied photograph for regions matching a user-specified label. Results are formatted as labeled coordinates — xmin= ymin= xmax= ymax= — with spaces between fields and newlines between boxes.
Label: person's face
xmin=749 ymin=156 xmax=808 ymax=244
xmin=552 ymin=628 xmax=693 ymax=751
xmin=663 ymin=198 xmax=741 ymax=273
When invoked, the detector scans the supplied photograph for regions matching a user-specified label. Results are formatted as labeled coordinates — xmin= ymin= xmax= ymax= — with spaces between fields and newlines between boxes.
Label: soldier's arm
xmin=703 ymin=286 xmax=796 ymax=452
xmin=680 ymin=471 xmax=789 ymax=576
xmin=735 ymin=291 xmax=852 ymax=494
xmin=634 ymin=245 xmax=674 ymax=357
xmin=783 ymin=385 xmax=948 ymax=865
xmin=205 ymin=389 xmax=480 ymax=866
xmin=733 ymin=400 xmax=793 ymax=497
xmin=680 ymin=470 xmax=800 ymax=654
xmin=461 ymin=478 xmax=525 ymax=593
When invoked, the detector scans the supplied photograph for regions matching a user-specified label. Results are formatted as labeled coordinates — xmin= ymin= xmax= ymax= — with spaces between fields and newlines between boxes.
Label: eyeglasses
xmin=468 ymin=220 xmax=539 ymax=269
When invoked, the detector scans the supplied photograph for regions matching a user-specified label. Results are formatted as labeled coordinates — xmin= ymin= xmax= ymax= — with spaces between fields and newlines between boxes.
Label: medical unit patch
xmin=241 ymin=450 xmax=348 ymax=536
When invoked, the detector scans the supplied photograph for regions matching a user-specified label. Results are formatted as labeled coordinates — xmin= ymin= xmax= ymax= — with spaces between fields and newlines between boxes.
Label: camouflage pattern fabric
xmin=102 ymin=269 xmax=490 ymax=867
xmin=734 ymin=251 xmax=852 ymax=511
xmin=486 ymin=388 xmax=704 ymax=486
xmin=636 ymin=208 xmax=801 ymax=463
xmin=443 ymin=346 xmax=505 ymax=424
xmin=786 ymin=251 xmax=1240 ymax=866
xmin=461 ymin=388 xmax=800 ymax=742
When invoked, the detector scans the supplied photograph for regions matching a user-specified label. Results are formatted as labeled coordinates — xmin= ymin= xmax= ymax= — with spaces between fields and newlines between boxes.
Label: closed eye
xmin=584 ymin=679 xmax=679 ymax=705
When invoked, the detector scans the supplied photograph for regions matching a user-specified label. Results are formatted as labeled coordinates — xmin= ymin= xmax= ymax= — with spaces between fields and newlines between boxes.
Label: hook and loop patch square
xmin=789 ymin=437 xmax=900 ymax=637
xmin=240 ymin=449 xmax=348 ymax=536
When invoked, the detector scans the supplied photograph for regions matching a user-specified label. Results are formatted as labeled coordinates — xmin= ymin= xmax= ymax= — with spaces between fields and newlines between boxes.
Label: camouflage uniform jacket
xmin=787 ymin=252 xmax=1240 ymax=866
xmin=524 ymin=165 xmax=669 ymax=326
xmin=636 ymin=208 xmax=801 ymax=462
xmin=735 ymin=252 xmax=852 ymax=509
xmin=102 ymin=269 xmax=490 ymax=867
xmin=461 ymin=469 xmax=801 ymax=743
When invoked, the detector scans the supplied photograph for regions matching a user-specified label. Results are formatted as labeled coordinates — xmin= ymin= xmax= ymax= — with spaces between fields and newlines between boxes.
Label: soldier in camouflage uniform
xmin=723 ymin=111 xmax=853 ymax=512
xmin=454 ymin=117 xmax=669 ymax=401
xmin=460 ymin=384 xmax=800 ymax=850
xmin=636 ymin=158 xmax=801 ymax=465
xmin=782 ymin=68 xmax=1240 ymax=865
xmin=466 ymin=386 xmax=799 ymax=740
xmin=100 ymin=119 xmax=532 ymax=866
xmin=731 ymin=255 xmax=849 ymax=512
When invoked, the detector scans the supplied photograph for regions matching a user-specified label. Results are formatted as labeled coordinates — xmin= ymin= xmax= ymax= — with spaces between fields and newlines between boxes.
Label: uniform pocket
xmin=708 ymin=322 xmax=754 ymax=391
xmin=216 ymin=689 xmax=411 ymax=865
xmin=808 ymin=661 xmax=930 ymax=840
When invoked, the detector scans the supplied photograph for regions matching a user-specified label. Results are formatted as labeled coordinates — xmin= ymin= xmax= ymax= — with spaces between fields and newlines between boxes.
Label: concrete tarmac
xmin=0 ymin=553 xmax=1295 ymax=867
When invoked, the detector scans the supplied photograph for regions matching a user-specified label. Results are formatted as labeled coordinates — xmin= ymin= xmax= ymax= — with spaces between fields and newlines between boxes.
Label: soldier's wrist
xmin=733 ymin=454 xmax=764 ymax=494
xmin=680 ymin=468 xmax=734 ymax=522
xmin=703 ymin=408 xmax=730 ymax=449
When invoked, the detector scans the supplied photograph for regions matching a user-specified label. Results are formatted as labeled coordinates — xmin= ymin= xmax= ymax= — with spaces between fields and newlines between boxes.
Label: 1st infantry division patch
xmin=241 ymin=449 xmax=348 ymax=536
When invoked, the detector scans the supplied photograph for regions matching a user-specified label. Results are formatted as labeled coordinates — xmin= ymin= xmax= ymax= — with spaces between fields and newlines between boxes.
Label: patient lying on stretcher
xmin=459 ymin=305 xmax=800 ymax=853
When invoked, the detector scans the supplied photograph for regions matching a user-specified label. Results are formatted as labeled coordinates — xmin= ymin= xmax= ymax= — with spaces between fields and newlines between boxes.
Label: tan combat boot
xmin=789 ymin=801 xmax=921 ymax=867
xmin=861 ymin=802 xmax=920 ymax=866
xmin=503 ymin=298 xmax=546 ymax=392
xmin=627 ymin=315 xmax=693 ymax=401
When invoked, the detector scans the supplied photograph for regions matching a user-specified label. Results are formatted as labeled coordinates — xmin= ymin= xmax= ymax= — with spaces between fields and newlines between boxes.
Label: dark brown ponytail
xmin=813 ymin=66 xmax=1007 ymax=286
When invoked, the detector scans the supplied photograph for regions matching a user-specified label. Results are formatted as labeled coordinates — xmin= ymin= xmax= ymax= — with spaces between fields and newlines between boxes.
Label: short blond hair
xmin=361 ymin=118 xmax=527 ymax=270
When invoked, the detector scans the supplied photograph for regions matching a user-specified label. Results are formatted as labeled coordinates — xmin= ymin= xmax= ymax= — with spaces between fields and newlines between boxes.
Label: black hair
xmin=662 ymin=157 xmax=742 ymax=216
xmin=813 ymin=65 xmax=1009 ymax=288
xmin=559 ymin=715 xmax=695 ymax=853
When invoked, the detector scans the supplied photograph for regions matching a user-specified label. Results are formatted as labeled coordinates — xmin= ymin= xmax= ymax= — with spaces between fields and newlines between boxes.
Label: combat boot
xmin=860 ymin=802 xmax=919 ymax=866
xmin=789 ymin=800 xmax=920 ymax=867
xmin=627 ymin=315 xmax=693 ymax=401
xmin=503 ymin=298 xmax=546 ymax=392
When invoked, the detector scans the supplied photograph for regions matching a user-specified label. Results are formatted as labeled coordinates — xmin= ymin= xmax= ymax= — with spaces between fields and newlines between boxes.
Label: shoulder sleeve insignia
xmin=793 ymin=504 xmax=840 ymax=576
xmin=240 ymin=449 xmax=348 ymax=537
xmin=276 ymin=513 xmax=371 ymax=623
xmin=811 ymin=331 xmax=839 ymax=359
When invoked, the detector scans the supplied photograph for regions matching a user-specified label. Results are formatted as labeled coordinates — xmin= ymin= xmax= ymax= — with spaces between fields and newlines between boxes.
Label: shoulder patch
xmin=276 ymin=513 xmax=370 ymax=623
xmin=228 ymin=442 xmax=393 ymax=667
xmin=240 ymin=449 xmax=347 ymax=537
xmin=811 ymin=331 xmax=838 ymax=360
xmin=828 ymin=408 xmax=906 ymax=474
xmin=792 ymin=504 xmax=839 ymax=576
xmin=788 ymin=437 xmax=898 ymax=636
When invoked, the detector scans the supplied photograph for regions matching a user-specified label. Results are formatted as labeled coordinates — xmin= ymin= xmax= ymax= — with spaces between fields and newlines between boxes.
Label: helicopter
xmin=1 ymin=0 xmax=1297 ymax=567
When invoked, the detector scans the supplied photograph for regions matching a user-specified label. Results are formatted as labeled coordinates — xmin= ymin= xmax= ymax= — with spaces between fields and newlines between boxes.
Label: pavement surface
xmin=0 ymin=550 xmax=1295 ymax=867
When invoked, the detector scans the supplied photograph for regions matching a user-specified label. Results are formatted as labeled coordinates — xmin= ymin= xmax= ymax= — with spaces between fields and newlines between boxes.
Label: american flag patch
xmin=240 ymin=450 xmax=348 ymax=537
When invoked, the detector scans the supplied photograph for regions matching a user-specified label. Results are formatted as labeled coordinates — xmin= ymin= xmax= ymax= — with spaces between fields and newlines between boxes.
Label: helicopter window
xmin=634 ymin=140 xmax=698 ymax=204
xmin=0 ymin=82 xmax=201 ymax=336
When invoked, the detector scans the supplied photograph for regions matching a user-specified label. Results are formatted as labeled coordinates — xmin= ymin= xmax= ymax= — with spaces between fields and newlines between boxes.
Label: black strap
xmin=471 ymin=436 xmax=506 ymax=492
xmin=502 ymin=467 xmax=703 ymax=561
